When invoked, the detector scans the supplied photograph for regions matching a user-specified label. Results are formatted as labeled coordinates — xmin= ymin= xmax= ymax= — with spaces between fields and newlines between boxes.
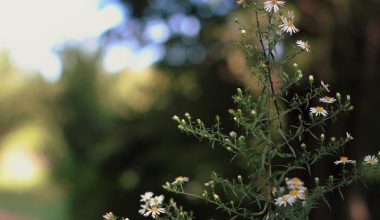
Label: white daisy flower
xmin=171 ymin=176 xmax=190 ymax=185
xmin=346 ymin=132 xmax=353 ymax=140
xmin=319 ymin=96 xmax=336 ymax=104
xmin=279 ymin=11 xmax=299 ymax=35
xmin=286 ymin=177 xmax=307 ymax=191
xmin=364 ymin=155 xmax=378 ymax=165
xmin=321 ymin=81 xmax=330 ymax=92
xmin=143 ymin=206 xmax=166 ymax=218
xmin=274 ymin=195 xmax=295 ymax=207
xmin=264 ymin=0 xmax=285 ymax=13
xmin=139 ymin=204 xmax=149 ymax=215
xmin=296 ymin=40 xmax=310 ymax=52
xmin=103 ymin=212 xmax=114 ymax=220
xmin=140 ymin=192 xmax=154 ymax=202
xmin=334 ymin=156 xmax=354 ymax=165
xmin=310 ymin=106 xmax=328 ymax=117
xmin=288 ymin=189 xmax=306 ymax=200
xmin=149 ymin=195 xmax=165 ymax=206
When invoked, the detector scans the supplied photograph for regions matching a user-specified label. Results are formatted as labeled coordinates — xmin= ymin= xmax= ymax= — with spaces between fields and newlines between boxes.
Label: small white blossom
xmin=319 ymin=96 xmax=336 ymax=104
xmin=296 ymin=40 xmax=310 ymax=52
xmin=346 ymin=132 xmax=353 ymax=140
xmin=334 ymin=156 xmax=354 ymax=165
xmin=264 ymin=0 xmax=285 ymax=13
xmin=279 ymin=11 xmax=299 ymax=35
xmin=140 ymin=192 xmax=154 ymax=202
xmin=103 ymin=212 xmax=115 ymax=220
xmin=139 ymin=204 xmax=149 ymax=215
xmin=310 ymin=106 xmax=328 ymax=117
xmin=274 ymin=195 xmax=295 ymax=207
xmin=171 ymin=176 xmax=190 ymax=185
xmin=143 ymin=206 xmax=166 ymax=218
xmin=149 ymin=195 xmax=165 ymax=206
xmin=364 ymin=155 xmax=378 ymax=165
xmin=321 ymin=81 xmax=331 ymax=92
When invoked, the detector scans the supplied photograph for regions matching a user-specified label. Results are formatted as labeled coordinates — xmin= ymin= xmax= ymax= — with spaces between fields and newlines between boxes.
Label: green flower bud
xmin=329 ymin=175 xmax=334 ymax=183
xmin=315 ymin=177 xmax=319 ymax=185
xmin=309 ymin=75 xmax=314 ymax=84
xmin=301 ymin=143 xmax=306 ymax=149
xmin=237 ymin=175 xmax=243 ymax=183
xmin=320 ymin=133 xmax=325 ymax=141
xmin=172 ymin=115 xmax=180 ymax=123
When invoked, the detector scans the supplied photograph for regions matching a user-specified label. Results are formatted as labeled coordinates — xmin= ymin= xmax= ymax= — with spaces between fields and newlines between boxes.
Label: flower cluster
xmin=274 ymin=177 xmax=307 ymax=207
xmin=139 ymin=192 xmax=166 ymax=218
xmin=309 ymin=81 xmax=341 ymax=117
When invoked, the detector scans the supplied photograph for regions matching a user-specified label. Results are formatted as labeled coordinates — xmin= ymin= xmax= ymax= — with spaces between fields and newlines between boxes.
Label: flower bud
xmin=197 ymin=119 xmax=203 ymax=125
xmin=346 ymin=95 xmax=351 ymax=101
xmin=237 ymin=175 xmax=243 ymax=183
xmin=331 ymin=137 xmax=336 ymax=142
xmin=301 ymin=143 xmax=306 ymax=150
xmin=251 ymin=109 xmax=256 ymax=116
xmin=234 ymin=18 xmax=239 ymax=23
xmin=349 ymin=106 xmax=354 ymax=111
xmin=237 ymin=88 xmax=242 ymax=95
xmin=181 ymin=119 xmax=186 ymax=124
xmin=213 ymin=193 xmax=220 ymax=201
xmin=241 ymin=29 xmax=246 ymax=35
xmin=293 ymin=63 xmax=298 ymax=68
xmin=320 ymin=133 xmax=325 ymax=141
xmin=329 ymin=175 xmax=334 ymax=183
xmin=229 ymin=131 xmax=237 ymax=138
xmin=314 ymin=177 xmax=320 ymax=185
xmin=172 ymin=115 xmax=180 ymax=123
xmin=336 ymin=92 xmax=341 ymax=100
xmin=309 ymin=75 xmax=314 ymax=84
xmin=238 ymin=136 xmax=245 ymax=142
xmin=184 ymin=112 xmax=191 ymax=119
xmin=202 ymin=190 xmax=208 ymax=197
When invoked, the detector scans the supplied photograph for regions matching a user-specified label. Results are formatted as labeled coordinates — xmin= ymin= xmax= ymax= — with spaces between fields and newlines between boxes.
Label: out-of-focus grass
xmin=0 ymin=184 xmax=67 ymax=220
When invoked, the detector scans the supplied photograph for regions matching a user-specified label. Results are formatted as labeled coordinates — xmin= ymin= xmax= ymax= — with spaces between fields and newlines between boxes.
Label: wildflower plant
xmin=108 ymin=0 xmax=379 ymax=219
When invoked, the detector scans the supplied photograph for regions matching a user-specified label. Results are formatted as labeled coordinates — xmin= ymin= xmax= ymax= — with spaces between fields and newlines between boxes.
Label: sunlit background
xmin=0 ymin=0 xmax=380 ymax=219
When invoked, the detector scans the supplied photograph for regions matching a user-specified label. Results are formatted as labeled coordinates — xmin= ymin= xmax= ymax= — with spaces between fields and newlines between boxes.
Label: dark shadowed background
xmin=0 ymin=0 xmax=379 ymax=219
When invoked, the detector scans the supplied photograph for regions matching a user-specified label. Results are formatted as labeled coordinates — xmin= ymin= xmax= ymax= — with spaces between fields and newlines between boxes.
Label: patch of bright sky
xmin=0 ymin=0 xmax=124 ymax=82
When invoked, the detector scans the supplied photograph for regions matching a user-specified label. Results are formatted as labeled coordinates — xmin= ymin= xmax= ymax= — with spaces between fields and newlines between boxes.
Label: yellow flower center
xmin=287 ymin=21 xmax=294 ymax=27
xmin=291 ymin=177 xmax=300 ymax=182
xmin=340 ymin=156 xmax=348 ymax=162
xmin=289 ymin=189 xmax=298 ymax=196
xmin=175 ymin=176 xmax=184 ymax=182
xmin=324 ymin=96 xmax=332 ymax=101
xmin=272 ymin=0 xmax=277 ymax=4
xmin=315 ymin=106 xmax=325 ymax=113
xmin=367 ymin=158 xmax=376 ymax=164
xmin=151 ymin=206 xmax=158 ymax=212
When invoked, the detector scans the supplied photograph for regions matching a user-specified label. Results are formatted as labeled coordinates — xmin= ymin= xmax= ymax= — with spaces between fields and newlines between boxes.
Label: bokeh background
xmin=0 ymin=0 xmax=379 ymax=219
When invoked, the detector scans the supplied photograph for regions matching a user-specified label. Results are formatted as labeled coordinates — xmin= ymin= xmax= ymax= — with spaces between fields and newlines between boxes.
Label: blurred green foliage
xmin=0 ymin=0 xmax=380 ymax=220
